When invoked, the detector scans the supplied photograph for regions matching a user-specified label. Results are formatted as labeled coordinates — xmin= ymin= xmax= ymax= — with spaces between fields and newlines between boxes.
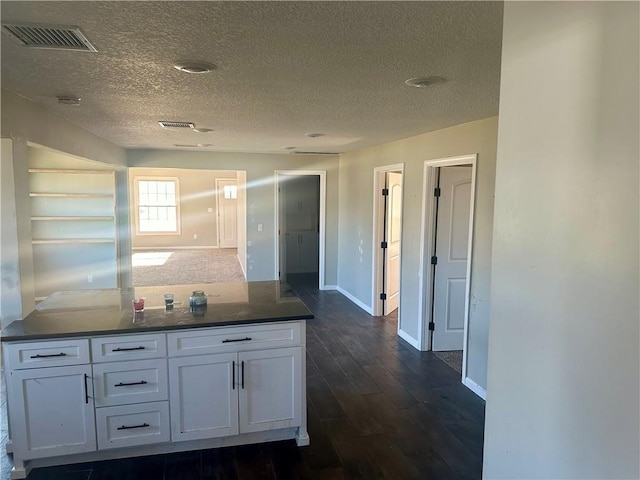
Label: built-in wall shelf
xmin=28 ymin=169 xmax=115 ymax=175
xmin=31 ymin=216 xmax=115 ymax=221
xmin=32 ymin=239 xmax=116 ymax=245
xmin=28 ymin=167 xmax=118 ymax=297
xmin=29 ymin=193 xmax=113 ymax=198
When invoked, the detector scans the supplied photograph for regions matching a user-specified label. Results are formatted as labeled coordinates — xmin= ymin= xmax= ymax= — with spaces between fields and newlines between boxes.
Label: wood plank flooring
xmin=1 ymin=274 xmax=485 ymax=479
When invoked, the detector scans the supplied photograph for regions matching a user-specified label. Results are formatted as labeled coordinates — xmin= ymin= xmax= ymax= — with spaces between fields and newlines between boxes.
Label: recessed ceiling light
xmin=304 ymin=133 xmax=325 ymax=138
xmin=405 ymin=76 xmax=445 ymax=88
xmin=173 ymin=62 xmax=216 ymax=74
xmin=57 ymin=96 xmax=81 ymax=106
xmin=282 ymin=146 xmax=297 ymax=150
xmin=192 ymin=128 xmax=214 ymax=133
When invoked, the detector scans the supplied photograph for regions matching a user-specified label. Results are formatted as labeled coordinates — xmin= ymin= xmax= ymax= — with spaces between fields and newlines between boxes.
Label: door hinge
xmin=381 ymin=241 xmax=388 ymax=249
xmin=428 ymin=321 xmax=435 ymax=331
xmin=434 ymin=187 xmax=441 ymax=197
xmin=431 ymin=256 xmax=438 ymax=265
xmin=380 ymin=293 xmax=387 ymax=300
xmin=382 ymin=188 xmax=389 ymax=196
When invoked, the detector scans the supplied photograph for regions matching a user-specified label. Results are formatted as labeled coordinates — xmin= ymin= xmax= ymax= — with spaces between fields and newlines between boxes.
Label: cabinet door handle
xmin=117 ymin=423 xmax=149 ymax=430
xmin=232 ymin=361 xmax=235 ymax=390
xmin=112 ymin=346 xmax=145 ymax=352
xmin=222 ymin=337 xmax=252 ymax=343
xmin=30 ymin=352 xmax=67 ymax=358
xmin=241 ymin=360 xmax=245 ymax=389
xmin=84 ymin=373 xmax=89 ymax=404
xmin=114 ymin=380 xmax=148 ymax=387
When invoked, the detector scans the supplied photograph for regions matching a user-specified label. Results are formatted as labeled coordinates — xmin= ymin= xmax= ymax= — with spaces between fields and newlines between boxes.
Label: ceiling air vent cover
xmin=159 ymin=121 xmax=195 ymax=129
xmin=1 ymin=23 xmax=98 ymax=51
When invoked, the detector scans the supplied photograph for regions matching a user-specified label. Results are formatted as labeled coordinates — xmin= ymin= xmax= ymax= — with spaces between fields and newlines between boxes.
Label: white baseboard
xmin=463 ymin=377 xmax=487 ymax=400
xmin=336 ymin=286 xmax=373 ymax=315
xmin=321 ymin=284 xmax=338 ymax=291
xmin=397 ymin=328 xmax=420 ymax=349
xmin=132 ymin=246 xmax=219 ymax=251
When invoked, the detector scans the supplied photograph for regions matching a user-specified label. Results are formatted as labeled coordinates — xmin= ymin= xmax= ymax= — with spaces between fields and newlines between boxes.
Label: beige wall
xmin=0 ymin=139 xmax=22 ymax=327
xmin=484 ymin=2 xmax=639 ymax=478
xmin=129 ymin=167 xmax=238 ymax=249
xmin=338 ymin=117 xmax=498 ymax=391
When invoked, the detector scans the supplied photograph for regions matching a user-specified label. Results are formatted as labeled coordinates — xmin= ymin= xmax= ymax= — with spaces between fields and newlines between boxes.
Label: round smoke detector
xmin=405 ymin=76 xmax=445 ymax=88
xmin=173 ymin=62 xmax=217 ymax=74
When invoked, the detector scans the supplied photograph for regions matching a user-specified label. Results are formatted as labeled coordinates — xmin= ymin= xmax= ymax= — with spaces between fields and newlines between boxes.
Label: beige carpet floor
xmin=132 ymin=248 xmax=245 ymax=286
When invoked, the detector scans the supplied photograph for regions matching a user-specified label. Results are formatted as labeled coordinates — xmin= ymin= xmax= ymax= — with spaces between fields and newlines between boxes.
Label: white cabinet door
xmin=168 ymin=353 xmax=239 ymax=441
xmin=9 ymin=364 xmax=96 ymax=459
xmin=238 ymin=347 xmax=302 ymax=434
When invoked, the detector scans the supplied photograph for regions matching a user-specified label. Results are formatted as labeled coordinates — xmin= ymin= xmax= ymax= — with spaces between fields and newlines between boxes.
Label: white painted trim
xmin=397 ymin=328 xmax=420 ymax=349
xmin=463 ymin=377 xmax=486 ymax=400
xmin=237 ymin=254 xmax=247 ymax=280
xmin=321 ymin=285 xmax=338 ymax=291
xmin=274 ymin=170 xmax=327 ymax=289
xmin=131 ymin=246 xmax=219 ymax=250
xmin=371 ymin=163 xmax=405 ymax=318
xmin=417 ymin=154 xmax=478 ymax=377
xmin=336 ymin=286 xmax=373 ymax=315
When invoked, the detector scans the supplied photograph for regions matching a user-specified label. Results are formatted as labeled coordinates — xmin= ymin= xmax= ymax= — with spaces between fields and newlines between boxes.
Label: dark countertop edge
xmin=0 ymin=313 xmax=314 ymax=343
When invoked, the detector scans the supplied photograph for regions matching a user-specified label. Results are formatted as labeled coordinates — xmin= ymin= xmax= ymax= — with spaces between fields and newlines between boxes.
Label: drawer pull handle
xmin=114 ymin=380 xmax=148 ymax=387
xmin=30 ymin=352 xmax=67 ymax=358
xmin=222 ymin=337 xmax=252 ymax=343
xmin=117 ymin=423 xmax=149 ymax=430
xmin=112 ymin=346 xmax=146 ymax=352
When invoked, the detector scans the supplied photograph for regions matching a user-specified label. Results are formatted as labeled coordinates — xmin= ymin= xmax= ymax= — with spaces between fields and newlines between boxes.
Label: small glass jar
xmin=189 ymin=290 xmax=207 ymax=307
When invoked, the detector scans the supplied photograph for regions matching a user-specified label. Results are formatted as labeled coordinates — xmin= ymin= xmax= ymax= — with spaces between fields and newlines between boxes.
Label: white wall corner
xmin=463 ymin=377 xmax=486 ymax=400
xmin=336 ymin=286 xmax=373 ymax=315
xmin=321 ymin=285 xmax=338 ymax=291
xmin=397 ymin=328 xmax=420 ymax=349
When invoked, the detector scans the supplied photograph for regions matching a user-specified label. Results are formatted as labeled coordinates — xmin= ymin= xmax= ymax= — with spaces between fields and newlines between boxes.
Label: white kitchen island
xmin=1 ymin=282 xmax=312 ymax=479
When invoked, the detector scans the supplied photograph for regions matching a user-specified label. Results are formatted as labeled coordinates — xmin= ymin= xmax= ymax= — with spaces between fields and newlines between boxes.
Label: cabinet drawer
xmin=96 ymin=401 xmax=170 ymax=450
xmin=91 ymin=334 xmax=166 ymax=362
xmin=168 ymin=322 xmax=302 ymax=356
xmin=5 ymin=339 xmax=90 ymax=369
xmin=93 ymin=359 xmax=168 ymax=407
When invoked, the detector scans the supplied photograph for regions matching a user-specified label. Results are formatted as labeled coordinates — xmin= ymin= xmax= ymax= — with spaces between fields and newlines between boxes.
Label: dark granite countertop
xmin=1 ymin=281 xmax=313 ymax=342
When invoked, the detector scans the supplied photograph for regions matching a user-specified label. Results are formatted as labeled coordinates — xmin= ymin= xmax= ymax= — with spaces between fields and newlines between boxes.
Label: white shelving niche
xmin=28 ymin=169 xmax=118 ymax=298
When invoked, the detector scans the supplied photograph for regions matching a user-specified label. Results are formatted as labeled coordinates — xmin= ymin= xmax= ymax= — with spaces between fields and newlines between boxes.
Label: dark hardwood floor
xmin=1 ymin=274 xmax=485 ymax=479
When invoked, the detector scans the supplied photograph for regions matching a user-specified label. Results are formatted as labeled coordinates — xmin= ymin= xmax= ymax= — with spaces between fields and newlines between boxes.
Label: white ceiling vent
xmin=159 ymin=121 xmax=195 ymax=129
xmin=1 ymin=23 xmax=98 ymax=52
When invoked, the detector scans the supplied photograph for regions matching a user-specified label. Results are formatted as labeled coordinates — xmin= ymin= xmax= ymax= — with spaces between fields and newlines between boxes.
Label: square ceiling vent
xmin=1 ymin=23 xmax=98 ymax=52
xmin=159 ymin=121 xmax=195 ymax=129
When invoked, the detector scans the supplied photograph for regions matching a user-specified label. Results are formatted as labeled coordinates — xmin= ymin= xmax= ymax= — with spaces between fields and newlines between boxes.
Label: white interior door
xmin=432 ymin=166 xmax=471 ymax=351
xmin=216 ymin=179 xmax=238 ymax=248
xmin=384 ymin=172 xmax=402 ymax=314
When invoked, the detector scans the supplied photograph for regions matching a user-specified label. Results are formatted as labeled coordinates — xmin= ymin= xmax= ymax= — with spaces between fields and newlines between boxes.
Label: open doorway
xmin=275 ymin=171 xmax=326 ymax=289
xmin=372 ymin=164 xmax=404 ymax=319
xmin=419 ymin=154 xmax=482 ymax=398
xmin=128 ymin=167 xmax=247 ymax=287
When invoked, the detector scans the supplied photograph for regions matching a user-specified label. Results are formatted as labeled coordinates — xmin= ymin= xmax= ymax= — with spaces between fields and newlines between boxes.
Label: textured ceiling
xmin=1 ymin=1 xmax=503 ymax=154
